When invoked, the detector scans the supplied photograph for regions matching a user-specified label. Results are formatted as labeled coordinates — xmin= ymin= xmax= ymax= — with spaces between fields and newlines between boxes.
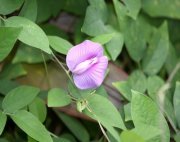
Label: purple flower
xmin=66 ymin=40 xmax=108 ymax=90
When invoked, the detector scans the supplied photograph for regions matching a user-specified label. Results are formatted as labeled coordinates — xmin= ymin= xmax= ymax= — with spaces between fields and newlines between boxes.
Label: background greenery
xmin=0 ymin=0 xmax=180 ymax=142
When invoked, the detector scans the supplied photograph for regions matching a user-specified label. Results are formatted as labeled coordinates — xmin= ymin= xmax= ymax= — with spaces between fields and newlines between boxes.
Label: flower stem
xmin=51 ymin=52 xmax=73 ymax=83
xmin=87 ymin=105 xmax=111 ymax=142
xmin=157 ymin=62 xmax=180 ymax=133
xmin=49 ymin=131 xmax=58 ymax=138
xmin=167 ymin=62 xmax=180 ymax=83
xmin=98 ymin=120 xmax=111 ymax=142
xmin=41 ymin=51 xmax=50 ymax=87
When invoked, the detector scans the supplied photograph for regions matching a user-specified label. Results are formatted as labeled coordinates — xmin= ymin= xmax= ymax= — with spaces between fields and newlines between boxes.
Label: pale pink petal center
xmin=72 ymin=57 xmax=98 ymax=74
xmin=73 ymin=56 xmax=108 ymax=90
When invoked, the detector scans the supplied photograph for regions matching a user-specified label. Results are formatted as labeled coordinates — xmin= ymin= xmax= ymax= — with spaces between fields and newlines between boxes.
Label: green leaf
xmin=95 ymin=86 xmax=109 ymax=98
xmin=105 ymin=32 xmax=124 ymax=61
xmin=36 ymin=0 xmax=51 ymax=23
xmin=101 ymin=121 xmax=120 ymax=142
xmin=124 ymin=103 xmax=132 ymax=122
xmin=120 ymin=130 xmax=145 ymax=142
xmin=0 ymin=138 xmax=9 ymax=142
xmin=74 ymin=19 xmax=86 ymax=44
xmin=82 ymin=0 xmax=124 ymax=61
xmin=147 ymin=75 xmax=164 ymax=100
xmin=132 ymin=124 xmax=162 ymax=141
xmin=0 ymin=27 xmax=21 ymax=62
xmin=142 ymin=21 xmax=169 ymax=75
xmin=0 ymin=97 xmax=3 ymax=109
xmin=142 ymin=0 xmax=180 ymax=19
xmin=60 ymin=133 xmax=76 ymax=142
xmin=112 ymin=0 xmax=127 ymax=30
xmin=67 ymin=81 xmax=107 ymax=99
xmin=128 ymin=70 xmax=147 ymax=93
xmin=53 ymin=137 xmax=70 ymax=142
xmin=2 ymin=85 xmax=40 ymax=113
xmin=28 ymin=136 xmax=37 ymax=142
xmin=91 ymin=33 xmax=115 ymax=45
xmin=163 ymin=95 xmax=177 ymax=132
xmin=169 ymin=20 xmax=180 ymax=44
xmin=36 ymin=0 xmax=64 ymax=22
xmin=55 ymin=111 xmax=90 ymax=142
xmin=0 ymin=79 xmax=19 ymax=95
xmin=29 ymin=97 xmax=47 ymax=123
xmin=171 ymin=69 xmax=180 ymax=88
xmin=0 ymin=110 xmax=7 ymax=135
xmin=5 ymin=16 xmax=51 ymax=54
xmin=19 ymin=0 xmax=37 ymax=22
xmin=48 ymin=88 xmax=71 ymax=107
xmin=165 ymin=44 xmax=179 ymax=74
xmin=67 ymin=82 xmax=83 ymax=99
xmin=0 ymin=0 xmax=24 ymax=15
xmin=48 ymin=36 xmax=73 ymax=55
xmin=11 ymin=110 xmax=52 ymax=142
xmin=81 ymin=0 xmax=109 ymax=36
xmin=13 ymin=43 xmax=50 ymax=64
xmin=131 ymin=90 xmax=170 ymax=142
xmin=41 ymin=24 xmax=68 ymax=39
xmin=112 ymin=81 xmax=131 ymax=101
xmin=174 ymin=132 xmax=180 ymax=142
xmin=84 ymin=94 xmax=126 ymax=130
xmin=50 ymin=0 xmax=66 ymax=17
xmin=63 ymin=0 xmax=87 ymax=16
xmin=0 ymin=63 xmax=27 ymax=80
xmin=174 ymin=82 xmax=180 ymax=128
xmin=147 ymin=76 xmax=177 ymax=133
xmin=122 ymin=15 xmax=151 ymax=62
xmin=123 ymin=0 xmax=141 ymax=20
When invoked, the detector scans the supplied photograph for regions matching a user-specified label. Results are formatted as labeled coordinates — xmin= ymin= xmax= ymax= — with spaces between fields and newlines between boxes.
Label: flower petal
xmin=66 ymin=40 xmax=103 ymax=71
xmin=72 ymin=57 xmax=98 ymax=74
xmin=73 ymin=56 xmax=108 ymax=89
